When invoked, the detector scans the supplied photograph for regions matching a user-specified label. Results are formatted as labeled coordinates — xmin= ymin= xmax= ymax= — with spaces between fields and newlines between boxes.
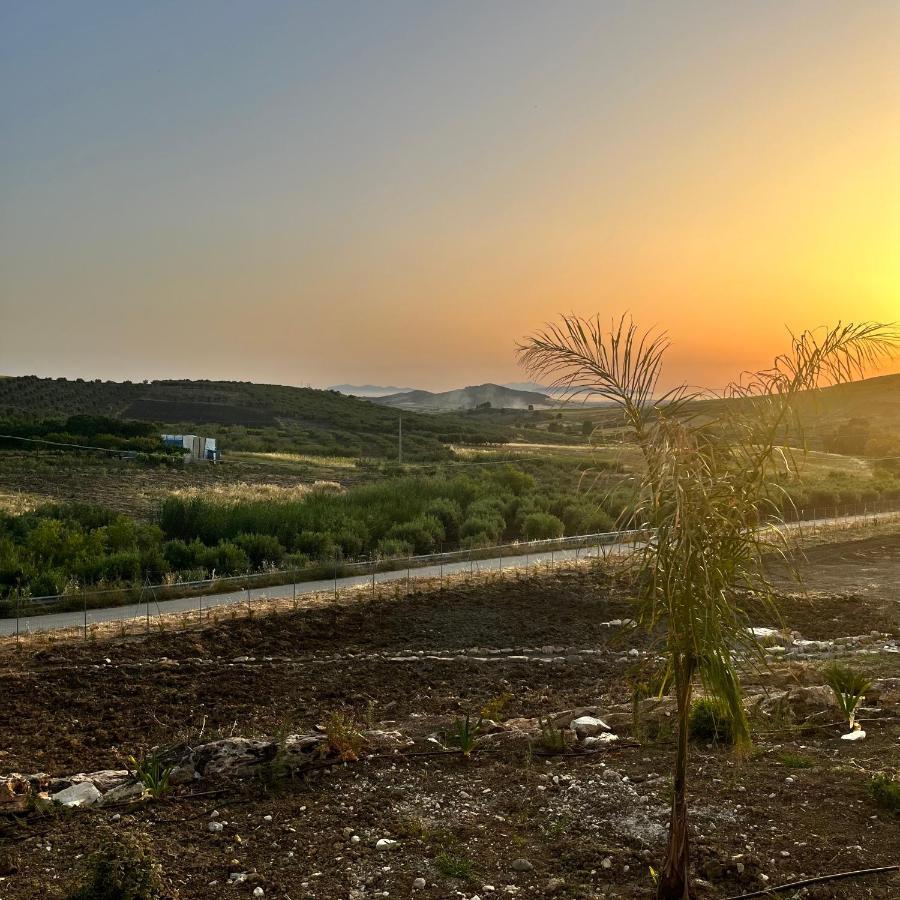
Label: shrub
xmin=385 ymin=514 xmax=445 ymax=554
xmin=375 ymin=537 xmax=413 ymax=559
xmin=689 ymin=698 xmax=734 ymax=745
xmin=100 ymin=552 xmax=142 ymax=583
xmin=195 ymin=541 xmax=249 ymax=577
xmin=869 ymin=773 xmax=900 ymax=814
xmin=423 ymin=498 xmax=463 ymax=542
xmin=234 ymin=533 xmax=285 ymax=568
xmin=321 ymin=711 xmax=365 ymax=762
xmin=536 ymin=715 xmax=568 ymax=752
xmin=162 ymin=539 xmax=197 ymax=571
xmin=67 ymin=827 xmax=164 ymax=899
xmin=522 ymin=512 xmax=565 ymax=540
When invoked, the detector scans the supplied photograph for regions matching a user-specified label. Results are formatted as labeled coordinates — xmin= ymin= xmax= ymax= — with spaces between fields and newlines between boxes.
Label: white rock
xmin=749 ymin=627 xmax=778 ymax=639
xmin=569 ymin=716 xmax=611 ymax=740
xmin=99 ymin=781 xmax=145 ymax=805
xmin=841 ymin=730 xmax=866 ymax=741
xmin=51 ymin=782 xmax=102 ymax=808
xmin=583 ymin=733 xmax=619 ymax=748
xmin=253 ymin=889 xmax=265 ymax=898
xmin=412 ymin=878 xmax=426 ymax=890
xmin=376 ymin=838 xmax=399 ymax=850
xmin=208 ymin=821 xmax=225 ymax=833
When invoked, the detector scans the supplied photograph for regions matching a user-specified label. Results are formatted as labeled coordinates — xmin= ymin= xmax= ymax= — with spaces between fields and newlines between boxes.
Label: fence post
xmin=83 ymin=589 xmax=87 ymax=641
xmin=371 ymin=556 xmax=376 ymax=600
xmin=16 ymin=591 xmax=20 ymax=647
xmin=407 ymin=556 xmax=411 ymax=595
xmin=333 ymin=559 xmax=338 ymax=602
xmin=293 ymin=575 xmax=297 ymax=610
xmin=439 ymin=543 xmax=443 ymax=590
xmin=469 ymin=549 xmax=473 ymax=578
xmin=246 ymin=586 xmax=251 ymax=617
xmin=199 ymin=592 xmax=203 ymax=625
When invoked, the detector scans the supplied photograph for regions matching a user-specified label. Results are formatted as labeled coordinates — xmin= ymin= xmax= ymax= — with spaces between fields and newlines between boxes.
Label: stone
xmin=376 ymin=838 xmax=398 ymax=850
xmin=51 ymin=782 xmax=102 ymax=808
xmin=189 ymin=738 xmax=278 ymax=778
xmin=99 ymin=781 xmax=145 ymax=805
xmin=253 ymin=889 xmax=265 ymax=898
xmin=841 ymin=729 xmax=866 ymax=741
xmin=83 ymin=770 xmax=130 ymax=793
xmin=413 ymin=877 xmax=426 ymax=890
xmin=511 ymin=858 xmax=533 ymax=872
xmin=582 ymin=733 xmax=619 ymax=748
xmin=208 ymin=821 xmax=225 ymax=833
xmin=570 ymin=716 xmax=611 ymax=740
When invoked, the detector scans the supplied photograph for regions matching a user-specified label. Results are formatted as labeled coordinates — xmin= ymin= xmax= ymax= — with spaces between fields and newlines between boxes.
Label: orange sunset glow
xmin=2 ymin=2 xmax=898 ymax=390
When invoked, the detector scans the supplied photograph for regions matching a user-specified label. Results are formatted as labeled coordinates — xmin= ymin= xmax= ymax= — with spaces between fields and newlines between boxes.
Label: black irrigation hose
xmin=724 ymin=865 xmax=899 ymax=899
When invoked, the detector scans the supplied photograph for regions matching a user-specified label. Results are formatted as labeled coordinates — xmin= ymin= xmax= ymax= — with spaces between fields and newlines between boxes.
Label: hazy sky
xmin=2 ymin=1 xmax=898 ymax=391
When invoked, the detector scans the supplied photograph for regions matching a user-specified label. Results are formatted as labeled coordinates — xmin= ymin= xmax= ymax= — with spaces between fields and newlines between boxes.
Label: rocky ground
xmin=0 ymin=532 xmax=898 ymax=899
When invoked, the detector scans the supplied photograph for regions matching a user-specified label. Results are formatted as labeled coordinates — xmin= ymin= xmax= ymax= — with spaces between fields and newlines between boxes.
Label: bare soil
xmin=0 ymin=534 xmax=898 ymax=899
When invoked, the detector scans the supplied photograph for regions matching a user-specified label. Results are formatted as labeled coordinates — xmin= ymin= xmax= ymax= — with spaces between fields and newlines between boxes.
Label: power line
xmin=0 ymin=434 xmax=132 ymax=455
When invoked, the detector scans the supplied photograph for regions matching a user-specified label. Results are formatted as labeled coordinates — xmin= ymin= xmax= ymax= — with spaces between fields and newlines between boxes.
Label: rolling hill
xmin=0 ymin=377 xmax=509 ymax=460
xmin=328 ymin=384 xmax=415 ymax=398
xmin=375 ymin=383 xmax=555 ymax=412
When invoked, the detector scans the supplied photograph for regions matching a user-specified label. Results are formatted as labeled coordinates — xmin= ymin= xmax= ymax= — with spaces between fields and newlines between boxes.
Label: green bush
xmin=869 ymin=774 xmax=900 ymax=814
xmin=385 ymin=514 xmax=445 ymax=554
xmin=67 ymin=828 xmax=164 ymax=899
xmin=689 ymin=698 xmax=734 ymax=745
xmin=522 ymin=512 xmax=565 ymax=540
xmin=234 ymin=533 xmax=285 ymax=568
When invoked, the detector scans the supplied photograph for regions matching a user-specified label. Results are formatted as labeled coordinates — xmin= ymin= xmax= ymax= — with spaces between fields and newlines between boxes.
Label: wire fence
xmin=2 ymin=499 xmax=899 ymax=641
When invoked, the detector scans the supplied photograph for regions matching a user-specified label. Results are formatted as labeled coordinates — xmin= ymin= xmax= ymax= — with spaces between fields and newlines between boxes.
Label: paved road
xmin=1 ymin=540 xmax=639 ymax=636
xmin=1 ymin=509 xmax=891 ymax=636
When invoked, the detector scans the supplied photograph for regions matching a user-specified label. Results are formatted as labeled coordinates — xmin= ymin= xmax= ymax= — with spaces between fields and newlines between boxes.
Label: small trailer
xmin=161 ymin=434 xmax=220 ymax=462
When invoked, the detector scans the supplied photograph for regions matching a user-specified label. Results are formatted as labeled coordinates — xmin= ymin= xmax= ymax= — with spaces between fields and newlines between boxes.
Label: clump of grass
xmin=128 ymin=750 xmax=173 ymax=799
xmin=434 ymin=850 xmax=474 ymax=879
xmin=823 ymin=663 xmax=872 ymax=731
xmin=321 ymin=711 xmax=366 ymax=762
xmin=779 ymin=752 xmax=814 ymax=769
xmin=67 ymin=828 xmax=164 ymax=899
xmin=689 ymin=698 xmax=734 ymax=745
xmin=869 ymin=774 xmax=900 ymax=814
xmin=536 ymin=715 xmax=568 ymax=752
xmin=446 ymin=713 xmax=484 ymax=758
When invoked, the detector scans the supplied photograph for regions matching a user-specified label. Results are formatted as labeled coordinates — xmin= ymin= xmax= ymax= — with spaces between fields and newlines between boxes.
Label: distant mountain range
xmin=328 ymin=384 xmax=415 ymax=398
xmin=330 ymin=381 xmax=570 ymax=402
xmin=374 ymin=383 xmax=556 ymax=412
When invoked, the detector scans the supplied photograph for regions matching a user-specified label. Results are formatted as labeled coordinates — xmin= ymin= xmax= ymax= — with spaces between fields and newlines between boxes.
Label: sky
xmin=2 ymin=1 xmax=898 ymax=392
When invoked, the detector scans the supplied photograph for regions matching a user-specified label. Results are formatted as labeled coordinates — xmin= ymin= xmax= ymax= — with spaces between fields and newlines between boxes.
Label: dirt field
xmin=0 ymin=533 xmax=898 ymax=899
xmin=0 ymin=453 xmax=357 ymax=519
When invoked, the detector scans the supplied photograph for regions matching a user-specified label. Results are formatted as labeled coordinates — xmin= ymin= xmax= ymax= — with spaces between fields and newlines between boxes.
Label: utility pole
xmin=398 ymin=413 xmax=403 ymax=465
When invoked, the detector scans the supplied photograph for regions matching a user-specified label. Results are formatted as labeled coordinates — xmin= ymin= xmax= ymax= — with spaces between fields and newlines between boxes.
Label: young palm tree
xmin=518 ymin=315 xmax=897 ymax=899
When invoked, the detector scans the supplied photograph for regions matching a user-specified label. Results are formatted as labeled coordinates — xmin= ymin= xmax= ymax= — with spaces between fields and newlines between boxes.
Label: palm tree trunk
xmin=657 ymin=654 xmax=695 ymax=900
